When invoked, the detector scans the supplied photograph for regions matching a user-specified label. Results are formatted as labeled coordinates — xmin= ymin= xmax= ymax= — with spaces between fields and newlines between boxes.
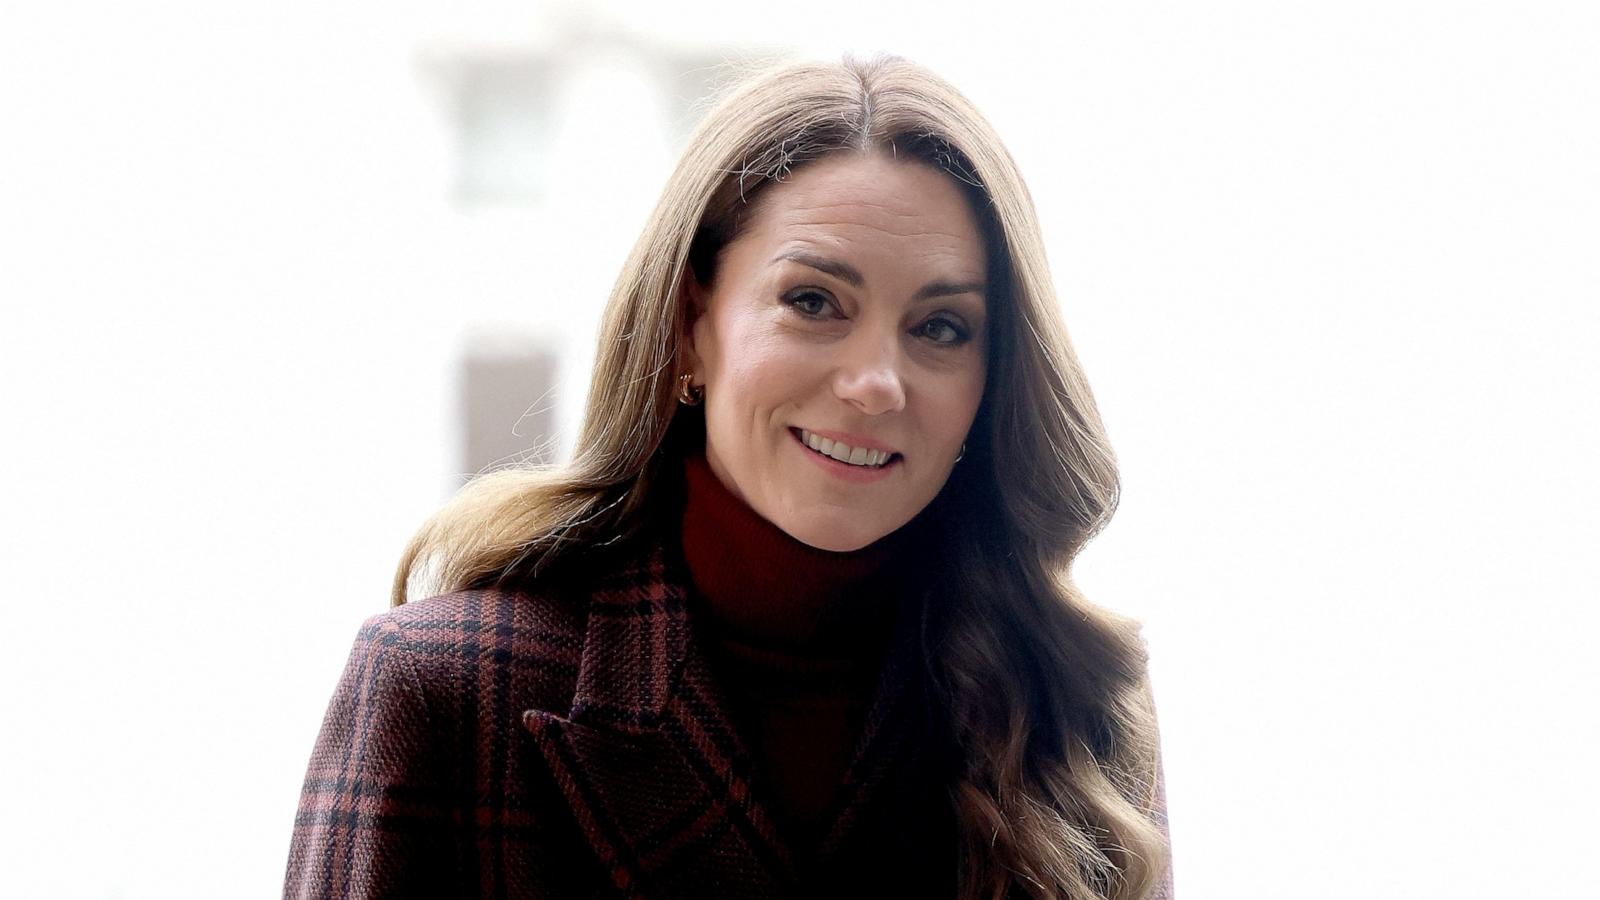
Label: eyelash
xmin=782 ymin=289 xmax=972 ymax=346
xmin=784 ymin=290 xmax=834 ymax=318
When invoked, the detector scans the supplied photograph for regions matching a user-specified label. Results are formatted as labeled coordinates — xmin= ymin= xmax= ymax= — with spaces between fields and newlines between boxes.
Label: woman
xmin=285 ymin=55 xmax=1172 ymax=900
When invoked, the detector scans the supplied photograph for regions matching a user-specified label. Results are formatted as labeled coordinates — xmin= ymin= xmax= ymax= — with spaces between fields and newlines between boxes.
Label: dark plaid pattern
xmin=283 ymin=536 xmax=1173 ymax=899
xmin=284 ymin=539 xmax=960 ymax=899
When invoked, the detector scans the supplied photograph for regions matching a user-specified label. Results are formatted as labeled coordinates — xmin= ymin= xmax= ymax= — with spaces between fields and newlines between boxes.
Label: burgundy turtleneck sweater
xmin=678 ymin=453 xmax=913 ymax=852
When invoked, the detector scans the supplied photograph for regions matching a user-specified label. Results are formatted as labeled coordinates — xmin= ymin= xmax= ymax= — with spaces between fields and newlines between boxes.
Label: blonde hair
xmin=395 ymin=54 xmax=1168 ymax=900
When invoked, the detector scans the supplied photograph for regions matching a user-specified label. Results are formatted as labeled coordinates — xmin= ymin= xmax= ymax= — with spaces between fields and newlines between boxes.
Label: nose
xmin=832 ymin=332 xmax=906 ymax=416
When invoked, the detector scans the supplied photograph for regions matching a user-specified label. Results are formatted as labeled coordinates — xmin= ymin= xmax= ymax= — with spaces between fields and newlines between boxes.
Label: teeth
xmin=800 ymin=429 xmax=893 ymax=468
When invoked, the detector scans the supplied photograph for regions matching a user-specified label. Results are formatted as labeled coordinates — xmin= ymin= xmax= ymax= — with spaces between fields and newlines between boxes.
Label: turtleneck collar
xmin=678 ymin=452 xmax=917 ymax=654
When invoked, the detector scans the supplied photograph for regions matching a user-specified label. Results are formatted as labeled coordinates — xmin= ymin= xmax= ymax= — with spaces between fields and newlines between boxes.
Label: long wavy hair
xmin=394 ymin=55 xmax=1168 ymax=900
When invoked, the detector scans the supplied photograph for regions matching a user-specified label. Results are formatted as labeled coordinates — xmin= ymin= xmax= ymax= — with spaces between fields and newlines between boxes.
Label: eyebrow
xmin=772 ymin=249 xmax=985 ymax=302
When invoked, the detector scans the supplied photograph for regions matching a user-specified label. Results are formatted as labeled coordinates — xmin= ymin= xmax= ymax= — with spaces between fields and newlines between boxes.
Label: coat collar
xmin=522 ymin=533 xmax=927 ymax=899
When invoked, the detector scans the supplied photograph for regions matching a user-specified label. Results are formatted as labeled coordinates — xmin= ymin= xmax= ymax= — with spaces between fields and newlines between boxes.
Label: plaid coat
xmin=283 ymin=533 xmax=1174 ymax=899
xmin=283 ymin=536 xmax=959 ymax=899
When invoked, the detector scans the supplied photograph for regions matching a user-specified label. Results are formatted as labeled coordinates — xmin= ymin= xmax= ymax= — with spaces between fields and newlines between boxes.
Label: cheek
xmin=924 ymin=366 xmax=986 ymax=443
xmin=701 ymin=305 xmax=766 ymax=378
xmin=722 ymin=331 xmax=790 ymax=381
xmin=702 ymin=324 xmax=816 ymax=453
xmin=714 ymin=327 xmax=814 ymax=407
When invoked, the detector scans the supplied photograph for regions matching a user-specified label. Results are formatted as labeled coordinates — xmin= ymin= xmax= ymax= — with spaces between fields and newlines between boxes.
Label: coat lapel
xmin=521 ymin=535 xmax=931 ymax=898
xmin=521 ymin=540 xmax=796 ymax=899
xmin=811 ymin=613 xmax=923 ymax=864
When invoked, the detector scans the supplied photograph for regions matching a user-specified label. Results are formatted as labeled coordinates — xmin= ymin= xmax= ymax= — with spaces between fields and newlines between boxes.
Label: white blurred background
xmin=2 ymin=1 xmax=1596 ymax=897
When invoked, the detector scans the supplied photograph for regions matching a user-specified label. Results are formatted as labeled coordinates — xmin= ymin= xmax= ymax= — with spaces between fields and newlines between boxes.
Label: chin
xmin=780 ymin=511 xmax=900 ymax=553
xmin=797 ymin=531 xmax=876 ymax=553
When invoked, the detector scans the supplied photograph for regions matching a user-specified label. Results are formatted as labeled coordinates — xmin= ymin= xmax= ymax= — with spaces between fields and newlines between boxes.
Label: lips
xmin=794 ymin=428 xmax=899 ymax=468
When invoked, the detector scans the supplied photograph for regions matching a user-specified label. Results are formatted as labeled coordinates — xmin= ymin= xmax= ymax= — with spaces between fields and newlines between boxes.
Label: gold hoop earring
xmin=677 ymin=372 xmax=704 ymax=406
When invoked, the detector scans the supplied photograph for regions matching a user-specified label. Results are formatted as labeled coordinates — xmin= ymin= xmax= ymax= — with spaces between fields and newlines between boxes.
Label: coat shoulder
xmin=386 ymin=580 xmax=589 ymax=639
xmin=286 ymin=578 xmax=609 ymax=898
xmin=369 ymin=580 xmax=590 ymax=719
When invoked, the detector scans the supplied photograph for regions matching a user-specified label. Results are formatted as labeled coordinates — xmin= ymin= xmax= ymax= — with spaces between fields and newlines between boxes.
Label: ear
xmin=679 ymin=269 xmax=709 ymax=381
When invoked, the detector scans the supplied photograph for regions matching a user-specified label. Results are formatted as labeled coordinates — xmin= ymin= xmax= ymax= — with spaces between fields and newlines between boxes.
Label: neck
xmin=678 ymin=452 xmax=915 ymax=653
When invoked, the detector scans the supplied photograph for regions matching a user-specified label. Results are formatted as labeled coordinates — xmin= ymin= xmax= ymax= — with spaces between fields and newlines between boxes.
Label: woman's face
xmin=685 ymin=152 xmax=989 ymax=551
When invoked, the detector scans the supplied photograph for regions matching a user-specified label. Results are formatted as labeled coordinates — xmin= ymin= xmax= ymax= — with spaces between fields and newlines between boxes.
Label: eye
xmin=783 ymin=289 xmax=835 ymax=318
xmin=916 ymin=316 xmax=970 ymax=345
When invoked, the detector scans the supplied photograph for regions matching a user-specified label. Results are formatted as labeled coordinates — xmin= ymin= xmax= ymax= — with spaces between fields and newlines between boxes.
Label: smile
xmin=795 ymin=428 xmax=899 ymax=468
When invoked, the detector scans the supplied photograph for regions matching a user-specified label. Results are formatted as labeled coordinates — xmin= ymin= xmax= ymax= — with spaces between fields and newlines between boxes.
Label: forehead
xmin=737 ymin=154 xmax=987 ymax=275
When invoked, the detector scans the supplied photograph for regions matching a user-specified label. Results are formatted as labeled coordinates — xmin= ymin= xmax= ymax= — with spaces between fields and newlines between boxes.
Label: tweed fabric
xmin=284 ymin=578 xmax=600 ymax=898
xmin=282 ymin=532 xmax=1173 ymax=899
xmin=283 ymin=536 xmax=957 ymax=899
